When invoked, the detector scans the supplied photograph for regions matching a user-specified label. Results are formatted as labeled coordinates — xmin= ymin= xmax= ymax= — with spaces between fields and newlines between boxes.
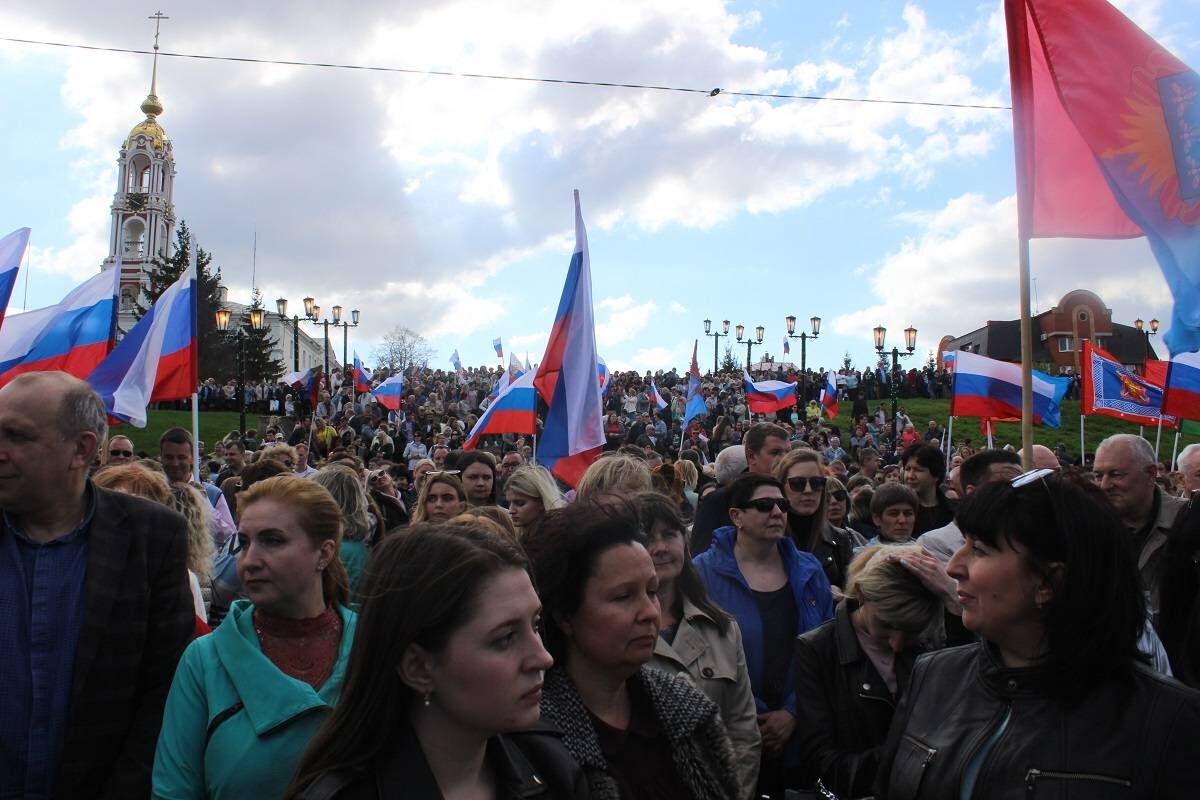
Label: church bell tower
xmin=101 ymin=11 xmax=176 ymax=330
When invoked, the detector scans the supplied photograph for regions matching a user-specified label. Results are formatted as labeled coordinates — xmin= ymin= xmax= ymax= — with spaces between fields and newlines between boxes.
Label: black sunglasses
xmin=786 ymin=476 xmax=827 ymax=492
xmin=109 ymin=449 xmax=133 ymax=457
xmin=740 ymin=497 xmax=790 ymax=514
xmin=830 ymin=490 xmax=848 ymax=501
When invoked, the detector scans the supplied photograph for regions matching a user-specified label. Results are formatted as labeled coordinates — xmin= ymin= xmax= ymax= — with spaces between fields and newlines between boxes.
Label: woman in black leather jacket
xmin=287 ymin=524 xmax=586 ymax=800
xmin=794 ymin=544 xmax=949 ymax=798
xmin=877 ymin=471 xmax=1200 ymax=799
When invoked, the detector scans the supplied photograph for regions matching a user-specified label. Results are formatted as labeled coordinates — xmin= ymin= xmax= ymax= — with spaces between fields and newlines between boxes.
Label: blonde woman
xmin=410 ymin=472 xmax=468 ymax=524
xmin=502 ymin=464 xmax=564 ymax=536
xmin=792 ymin=543 xmax=947 ymax=798
xmin=169 ymin=482 xmax=215 ymax=621
xmin=313 ymin=464 xmax=379 ymax=604
xmin=574 ymin=452 xmax=652 ymax=502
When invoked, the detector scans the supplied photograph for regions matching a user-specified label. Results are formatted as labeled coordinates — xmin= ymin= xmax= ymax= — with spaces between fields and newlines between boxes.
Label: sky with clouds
xmin=2 ymin=0 xmax=1197 ymax=374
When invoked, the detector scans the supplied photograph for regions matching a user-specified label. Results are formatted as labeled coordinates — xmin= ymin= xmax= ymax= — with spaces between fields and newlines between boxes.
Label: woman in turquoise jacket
xmin=153 ymin=475 xmax=357 ymax=799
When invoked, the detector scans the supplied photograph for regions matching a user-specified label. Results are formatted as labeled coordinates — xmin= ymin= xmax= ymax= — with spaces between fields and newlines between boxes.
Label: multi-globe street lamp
xmin=214 ymin=303 xmax=266 ymax=436
xmin=873 ymin=323 xmax=918 ymax=447
xmin=703 ymin=318 xmax=731 ymax=375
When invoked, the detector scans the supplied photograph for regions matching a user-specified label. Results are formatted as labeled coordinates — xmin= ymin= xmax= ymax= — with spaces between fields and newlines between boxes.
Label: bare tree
xmin=374 ymin=326 xmax=435 ymax=372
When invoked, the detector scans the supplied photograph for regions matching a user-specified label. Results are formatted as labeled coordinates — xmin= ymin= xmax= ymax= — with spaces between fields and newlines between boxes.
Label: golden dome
xmin=125 ymin=115 xmax=166 ymax=151
xmin=140 ymin=91 xmax=163 ymax=118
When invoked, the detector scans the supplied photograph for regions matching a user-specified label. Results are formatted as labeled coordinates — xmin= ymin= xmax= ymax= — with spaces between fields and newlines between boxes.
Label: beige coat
xmin=650 ymin=596 xmax=761 ymax=800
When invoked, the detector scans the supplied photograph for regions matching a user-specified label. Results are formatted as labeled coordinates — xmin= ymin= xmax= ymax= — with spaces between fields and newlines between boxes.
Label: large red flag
xmin=1006 ymin=0 xmax=1200 ymax=353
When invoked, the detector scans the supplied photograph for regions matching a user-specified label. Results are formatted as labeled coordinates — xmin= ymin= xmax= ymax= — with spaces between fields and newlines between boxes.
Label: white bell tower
xmin=101 ymin=11 xmax=176 ymax=331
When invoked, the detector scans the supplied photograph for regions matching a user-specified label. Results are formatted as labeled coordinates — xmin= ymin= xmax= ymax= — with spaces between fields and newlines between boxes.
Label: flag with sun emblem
xmin=1006 ymin=0 xmax=1200 ymax=354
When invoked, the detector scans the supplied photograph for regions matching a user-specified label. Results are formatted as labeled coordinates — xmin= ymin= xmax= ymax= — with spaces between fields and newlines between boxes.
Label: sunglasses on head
xmin=740 ymin=497 xmax=790 ymax=514
xmin=786 ymin=476 xmax=827 ymax=492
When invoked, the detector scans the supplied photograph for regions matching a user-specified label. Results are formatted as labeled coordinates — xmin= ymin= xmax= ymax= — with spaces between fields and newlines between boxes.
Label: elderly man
xmin=0 ymin=372 xmax=193 ymax=798
xmin=104 ymin=434 xmax=135 ymax=466
xmin=691 ymin=422 xmax=790 ymax=554
xmin=1177 ymin=443 xmax=1200 ymax=496
xmin=1094 ymin=433 xmax=1187 ymax=613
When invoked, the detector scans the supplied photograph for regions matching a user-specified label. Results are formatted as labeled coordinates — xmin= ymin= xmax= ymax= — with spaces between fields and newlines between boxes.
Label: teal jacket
xmin=152 ymin=600 xmax=357 ymax=799
xmin=339 ymin=539 xmax=369 ymax=605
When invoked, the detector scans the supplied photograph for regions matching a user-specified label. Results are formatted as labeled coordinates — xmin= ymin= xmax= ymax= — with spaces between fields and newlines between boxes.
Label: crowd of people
xmin=5 ymin=362 xmax=1200 ymax=800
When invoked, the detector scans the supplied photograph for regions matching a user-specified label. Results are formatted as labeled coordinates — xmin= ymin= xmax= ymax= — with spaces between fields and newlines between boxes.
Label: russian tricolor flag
xmin=1163 ymin=351 xmax=1200 ymax=420
xmin=951 ymin=350 xmax=1070 ymax=429
xmin=0 ymin=228 xmax=30 ymax=329
xmin=493 ymin=337 xmax=504 ymax=358
xmin=0 ymin=265 xmax=119 ymax=389
xmin=649 ymin=379 xmax=668 ymax=411
xmin=820 ymin=371 xmax=838 ymax=418
xmin=353 ymin=352 xmax=372 ymax=393
xmin=370 ymin=373 xmax=405 ymax=411
xmin=597 ymin=357 xmax=611 ymax=397
xmin=465 ymin=369 xmax=537 ymax=450
xmin=87 ymin=264 xmax=196 ymax=427
xmin=282 ymin=367 xmax=324 ymax=410
xmin=743 ymin=371 xmax=797 ymax=414
xmin=534 ymin=191 xmax=606 ymax=486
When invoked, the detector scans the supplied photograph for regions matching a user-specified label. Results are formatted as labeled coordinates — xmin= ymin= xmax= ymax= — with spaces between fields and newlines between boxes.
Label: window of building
xmin=1058 ymin=336 xmax=1074 ymax=353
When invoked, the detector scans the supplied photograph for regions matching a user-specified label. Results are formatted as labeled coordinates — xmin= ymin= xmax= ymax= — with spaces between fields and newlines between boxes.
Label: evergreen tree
xmin=241 ymin=289 xmax=284 ymax=384
xmin=720 ymin=345 xmax=740 ymax=373
xmin=138 ymin=220 xmax=234 ymax=380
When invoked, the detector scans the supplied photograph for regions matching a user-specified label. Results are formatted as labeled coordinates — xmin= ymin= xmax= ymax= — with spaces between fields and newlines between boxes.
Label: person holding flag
xmin=683 ymin=340 xmax=708 ymax=431
xmin=648 ymin=378 xmax=669 ymax=413
xmin=820 ymin=371 xmax=839 ymax=419
xmin=352 ymin=352 xmax=371 ymax=394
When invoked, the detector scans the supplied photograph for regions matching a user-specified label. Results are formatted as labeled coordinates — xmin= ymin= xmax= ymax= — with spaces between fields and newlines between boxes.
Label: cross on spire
xmin=143 ymin=11 xmax=168 ymax=116
xmin=149 ymin=10 xmax=169 ymax=50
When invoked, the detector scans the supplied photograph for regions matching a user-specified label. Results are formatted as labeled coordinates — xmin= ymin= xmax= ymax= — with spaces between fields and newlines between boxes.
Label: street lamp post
xmin=785 ymin=314 xmax=821 ymax=419
xmin=703 ymin=319 xmax=730 ymax=374
xmin=1133 ymin=317 xmax=1159 ymax=367
xmin=275 ymin=297 xmax=301 ymax=372
xmin=331 ymin=305 xmax=361 ymax=403
xmin=873 ymin=324 xmax=918 ymax=451
xmin=215 ymin=304 xmax=266 ymax=436
xmin=736 ymin=324 xmax=765 ymax=371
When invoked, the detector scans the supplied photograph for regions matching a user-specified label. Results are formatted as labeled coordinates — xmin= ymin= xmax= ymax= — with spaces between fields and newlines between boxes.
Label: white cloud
xmin=669 ymin=301 xmax=687 ymax=314
xmin=3 ymin=0 xmax=1010 ymax=345
xmin=596 ymin=295 xmax=658 ymax=347
xmin=831 ymin=193 xmax=1173 ymax=354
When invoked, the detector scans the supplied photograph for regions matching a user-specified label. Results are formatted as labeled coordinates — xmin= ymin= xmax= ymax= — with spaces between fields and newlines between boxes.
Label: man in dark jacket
xmin=0 ymin=371 xmax=193 ymax=798
xmin=690 ymin=422 xmax=790 ymax=554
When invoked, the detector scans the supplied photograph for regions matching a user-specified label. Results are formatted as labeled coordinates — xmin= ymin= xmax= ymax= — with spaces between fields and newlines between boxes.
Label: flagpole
xmin=1018 ymin=236 xmax=1035 ymax=469
xmin=1154 ymin=418 xmax=1163 ymax=461
xmin=945 ymin=415 xmax=954 ymax=470
xmin=1171 ymin=430 xmax=1182 ymax=471
xmin=986 ymin=418 xmax=994 ymax=450
xmin=1080 ymin=414 xmax=1086 ymax=465
xmin=1139 ymin=424 xmax=1145 ymax=440
xmin=191 ymin=393 xmax=200 ymax=483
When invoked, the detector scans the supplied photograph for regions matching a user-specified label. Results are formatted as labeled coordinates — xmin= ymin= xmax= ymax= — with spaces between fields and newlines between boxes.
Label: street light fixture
xmin=215 ymin=301 xmax=267 ymax=436
xmin=703 ymin=318 xmax=730 ymax=374
xmin=874 ymin=323 xmax=918 ymax=449
xmin=1133 ymin=317 xmax=1160 ymax=365
xmin=736 ymin=323 xmax=764 ymax=368
xmin=785 ymin=313 xmax=821 ymax=421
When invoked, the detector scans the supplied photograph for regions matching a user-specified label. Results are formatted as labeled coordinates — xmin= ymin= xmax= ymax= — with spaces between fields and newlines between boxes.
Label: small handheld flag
xmin=450 ymin=349 xmax=463 ymax=373
xmin=683 ymin=340 xmax=707 ymax=428
xmin=649 ymin=379 xmax=668 ymax=411
xmin=820 ymin=371 xmax=839 ymax=418
xmin=782 ymin=337 xmax=790 ymax=355
xmin=465 ymin=370 xmax=537 ymax=450
xmin=371 ymin=373 xmax=405 ymax=411
xmin=353 ymin=352 xmax=372 ymax=393
xmin=493 ymin=337 xmax=504 ymax=358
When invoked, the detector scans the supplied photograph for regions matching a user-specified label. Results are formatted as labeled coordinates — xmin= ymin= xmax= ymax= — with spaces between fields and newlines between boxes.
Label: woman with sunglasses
xmin=825 ymin=477 xmax=849 ymax=528
xmin=774 ymin=449 xmax=863 ymax=594
xmin=876 ymin=471 xmax=1200 ymax=799
xmin=411 ymin=472 xmax=468 ymax=524
xmin=694 ymin=473 xmax=834 ymax=799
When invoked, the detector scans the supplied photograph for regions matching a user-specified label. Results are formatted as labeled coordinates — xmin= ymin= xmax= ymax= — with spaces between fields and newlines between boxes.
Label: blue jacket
xmin=152 ymin=600 xmax=357 ymax=799
xmin=694 ymin=525 xmax=833 ymax=768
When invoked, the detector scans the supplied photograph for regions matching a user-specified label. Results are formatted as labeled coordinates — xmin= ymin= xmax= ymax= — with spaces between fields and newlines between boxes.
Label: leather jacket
xmin=794 ymin=601 xmax=921 ymax=799
xmin=295 ymin=722 xmax=588 ymax=800
xmin=876 ymin=642 xmax=1200 ymax=799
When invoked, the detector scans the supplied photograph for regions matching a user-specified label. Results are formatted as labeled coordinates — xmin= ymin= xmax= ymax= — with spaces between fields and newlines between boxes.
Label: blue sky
xmin=2 ymin=0 xmax=1198 ymax=374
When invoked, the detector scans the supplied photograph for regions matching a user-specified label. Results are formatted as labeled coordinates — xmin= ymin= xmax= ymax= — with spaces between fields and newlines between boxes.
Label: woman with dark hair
xmin=876 ymin=471 xmax=1200 ymax=798
xmin=153 ymin=476 xmax=356 ymax=798
xmin=1160 ymin=501 xmax=1200 ymax=687
xmin=637 ymin=492 xmax=761 ymax=798
xmin=774 ymin=449 xmax=863 ymax=594
xmin=458 ymin=450 xmax=499 ymax=507
xmin=693 ymin=473 xmax=834 ymax=799
xmin=288 ymin=524 xmax=581 ymax=799
xmin=525 ymin=500 xmax=740 ymax=800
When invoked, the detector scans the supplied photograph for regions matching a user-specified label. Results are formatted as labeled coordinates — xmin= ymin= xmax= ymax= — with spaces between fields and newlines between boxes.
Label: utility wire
xmin=0 ymin=35 xmax=1012 ymax=111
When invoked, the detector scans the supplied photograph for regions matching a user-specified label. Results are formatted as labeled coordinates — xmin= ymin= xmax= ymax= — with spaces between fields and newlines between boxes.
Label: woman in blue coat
xmin=153 ymin=475 xmax=357 ymax=799
xmin=693 ymin=472 xmax=834 ymax=800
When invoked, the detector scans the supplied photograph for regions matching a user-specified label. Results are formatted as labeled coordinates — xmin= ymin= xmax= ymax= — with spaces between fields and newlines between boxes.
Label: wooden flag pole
xmin=1080 ymin=414 xmax=1086 ymax=466
xmin=1154 ymin=418 xmax=1164 ymax=461
xmin=1171 ymin=430 xmax=1182 ymax=472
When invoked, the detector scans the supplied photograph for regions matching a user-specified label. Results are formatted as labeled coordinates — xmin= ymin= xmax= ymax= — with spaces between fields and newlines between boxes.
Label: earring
xmin=423 ymin=692 xmax=432 ymax=707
